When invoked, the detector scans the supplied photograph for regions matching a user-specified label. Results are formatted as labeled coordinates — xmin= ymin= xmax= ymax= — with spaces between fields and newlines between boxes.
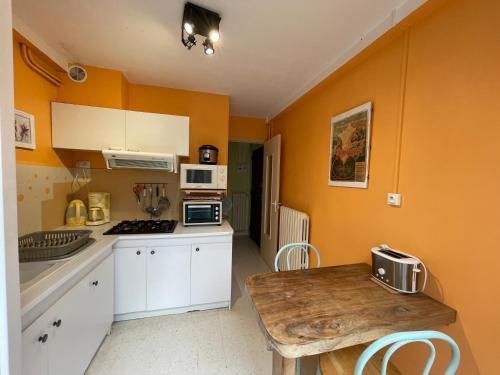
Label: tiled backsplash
xmin=16 ymin=164 xmax=181 ymax=235
xmin=16 ymin=164 xmax=74 ymax=235
xmin=72 ymin=168 xmax=181 ymax=222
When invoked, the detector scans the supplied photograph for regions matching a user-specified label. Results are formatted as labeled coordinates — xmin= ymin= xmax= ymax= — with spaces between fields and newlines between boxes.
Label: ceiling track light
xmin=203 ymin=39 xmax=214 ymax=55
xmin=181 ymin=2 xmax=221 ymax=55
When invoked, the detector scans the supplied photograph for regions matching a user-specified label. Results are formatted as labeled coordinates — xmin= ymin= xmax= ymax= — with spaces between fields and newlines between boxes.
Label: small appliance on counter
xmin=199 ymin=144 xmax=218 ymax=164
xmin=86 ymin=192 xmax=110 ymax=226
xmin=180 ymin=163 xmax=227 ymax=190
xmin=66 ymin=199 xmax=87 ymax=227
xmin=182 ymin=200 xmax=222 ymax=226
xmin=371 ymin=244 xmax=427 ymax=294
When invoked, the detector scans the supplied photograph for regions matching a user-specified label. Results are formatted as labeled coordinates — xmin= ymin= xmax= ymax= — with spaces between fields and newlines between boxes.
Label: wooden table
xmin=246 ymin=263 xmax=456 ymax=375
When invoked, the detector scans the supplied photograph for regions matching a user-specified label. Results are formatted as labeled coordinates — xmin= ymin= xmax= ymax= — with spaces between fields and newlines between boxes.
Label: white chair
xmin=274 ymin=242 xmax=321 ymax=272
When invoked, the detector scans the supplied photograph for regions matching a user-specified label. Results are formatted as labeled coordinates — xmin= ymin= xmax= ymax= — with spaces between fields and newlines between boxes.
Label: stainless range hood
xmin=102 ymin=150 xmax=177 ymax=172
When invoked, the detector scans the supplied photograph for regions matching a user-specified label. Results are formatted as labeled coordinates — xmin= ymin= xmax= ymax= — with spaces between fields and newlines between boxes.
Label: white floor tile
xmin=86 ymin=236 xmax=272 ymax=375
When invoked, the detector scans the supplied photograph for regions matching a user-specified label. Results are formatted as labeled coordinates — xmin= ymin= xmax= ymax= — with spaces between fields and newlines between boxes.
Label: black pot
xmin=199 ymin=145 xmax=218 ymax=164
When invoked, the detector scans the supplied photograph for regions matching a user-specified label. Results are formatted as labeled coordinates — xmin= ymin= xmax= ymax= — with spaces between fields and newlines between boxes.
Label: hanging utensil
xmin=157 ymin=183 xmax=170 ymax=213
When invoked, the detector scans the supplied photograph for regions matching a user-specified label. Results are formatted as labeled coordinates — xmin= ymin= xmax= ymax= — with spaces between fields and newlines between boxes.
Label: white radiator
xmin=278 ymin=206 xmax=310 ymax=270
xmin=232 ymin=192 xmax=249 ymax=233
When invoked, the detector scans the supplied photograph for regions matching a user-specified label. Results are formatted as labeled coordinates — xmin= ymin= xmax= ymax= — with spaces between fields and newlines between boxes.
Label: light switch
xmin=387 ymin=193 xmax=401 ymax=207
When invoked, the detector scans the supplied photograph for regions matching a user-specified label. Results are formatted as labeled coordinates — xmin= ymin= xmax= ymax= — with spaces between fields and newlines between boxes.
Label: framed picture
xmin=15 ymin=109 xmax=36 ymax=149
xmin=329 ymin=102 xmax=372 ymax=188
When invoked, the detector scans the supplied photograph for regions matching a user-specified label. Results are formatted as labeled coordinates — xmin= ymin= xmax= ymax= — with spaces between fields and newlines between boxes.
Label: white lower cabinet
xmin=22 ymin=254 xmax=114 ymax=375
xmin=114 ymin=247 xmax=146 ymax=314
xmin=114 ymin=236 xmax=233 ymax=319
xmin=22 ymin=315 xmax=49 ymax=375
xmin=191 ymin=243 xmax=232 ymax=305
xmin=146 ymin=245 xmax=191 ymax=311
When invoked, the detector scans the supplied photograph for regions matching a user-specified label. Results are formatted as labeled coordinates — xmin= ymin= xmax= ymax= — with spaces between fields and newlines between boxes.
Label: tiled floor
xmin=86 ymin=236 xmax=272 ymax=375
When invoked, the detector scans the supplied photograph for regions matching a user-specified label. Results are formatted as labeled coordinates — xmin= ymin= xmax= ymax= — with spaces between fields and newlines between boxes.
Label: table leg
xmin=272 ymin=350 xmax=296 ymax=375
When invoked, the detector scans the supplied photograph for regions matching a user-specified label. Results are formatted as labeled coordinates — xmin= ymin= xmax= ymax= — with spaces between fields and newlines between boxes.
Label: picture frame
xmin=14 ymin=109 xmax=36 ymax=149
xmin=328 ymin=102 xmax=372 ymax=188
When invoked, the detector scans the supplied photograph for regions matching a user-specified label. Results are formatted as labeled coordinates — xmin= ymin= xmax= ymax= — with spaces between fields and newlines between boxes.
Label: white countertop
xmin=20 ymin=221 xmax=233 ymax=330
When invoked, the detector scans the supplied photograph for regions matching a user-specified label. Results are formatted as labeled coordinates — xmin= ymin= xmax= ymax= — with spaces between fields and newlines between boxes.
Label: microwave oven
xmin=180 ymin=163 xmax=227 ymax=190
xmin=182 ymin=201 xmax=222 ymax=226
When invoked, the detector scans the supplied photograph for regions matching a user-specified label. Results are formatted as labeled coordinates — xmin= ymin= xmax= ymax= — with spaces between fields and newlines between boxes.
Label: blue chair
xmin=274 ymin=242 xmax=321 ymax=271
xmin=319 ymin=330 xmax=460 ymax=375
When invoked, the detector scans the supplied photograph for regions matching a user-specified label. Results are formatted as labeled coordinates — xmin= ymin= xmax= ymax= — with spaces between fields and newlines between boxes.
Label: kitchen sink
xmin=19 ymin=237 xmax=96 ymax=288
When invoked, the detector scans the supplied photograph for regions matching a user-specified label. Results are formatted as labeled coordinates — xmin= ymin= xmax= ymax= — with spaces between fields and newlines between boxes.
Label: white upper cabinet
xmin=51 ymin=102 xmax=190 ymax=155
xmin=125 ymin=110 xmax=189 ymax=156
xmin=51 ymin=102 xmax=126 ymax=151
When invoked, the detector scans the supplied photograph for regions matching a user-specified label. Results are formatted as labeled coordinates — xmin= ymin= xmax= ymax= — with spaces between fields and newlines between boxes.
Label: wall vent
xmin=68 ymin=64 xmax=87 ymax=83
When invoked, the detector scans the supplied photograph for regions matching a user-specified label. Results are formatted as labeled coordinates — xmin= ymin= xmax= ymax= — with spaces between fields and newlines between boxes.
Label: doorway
xmin=227 ymin=142 xmax=263 ymax=245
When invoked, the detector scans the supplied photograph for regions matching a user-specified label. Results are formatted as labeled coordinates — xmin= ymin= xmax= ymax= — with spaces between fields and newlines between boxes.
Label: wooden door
xmin=191 ymin=243 xmax=232 ymax=305
xmin=146 ymin=245 xmax=191 ymax=310
xmin=114 ymin=247 xmax=147 ymax=314
xmin=250 ymin=146 xmax=264 ymax=245
xmin=260 ymin=135 xmax=281 ymax=270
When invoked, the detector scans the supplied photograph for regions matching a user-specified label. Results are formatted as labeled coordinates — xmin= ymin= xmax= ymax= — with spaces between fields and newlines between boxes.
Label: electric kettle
xmin=66 ymin=199 xmax=87 ymax=227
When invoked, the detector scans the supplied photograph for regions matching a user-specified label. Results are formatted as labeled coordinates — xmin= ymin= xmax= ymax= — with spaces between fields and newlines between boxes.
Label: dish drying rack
xmin=18 ymin=230 xmax=92 ymax=262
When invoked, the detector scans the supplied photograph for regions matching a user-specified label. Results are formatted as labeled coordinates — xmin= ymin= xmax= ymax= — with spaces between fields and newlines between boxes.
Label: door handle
xmin=38 ymin=334 xmax=48 ymax=344
xmin=53 ymin=319 xmax=62 ymax=328
xmin=151 ymin=250 xmax=155 ymax=255
xmin=271 ymin=201 xmax=281 ymax=212
xmin=136 ymin=250 xmax=141 ymax=255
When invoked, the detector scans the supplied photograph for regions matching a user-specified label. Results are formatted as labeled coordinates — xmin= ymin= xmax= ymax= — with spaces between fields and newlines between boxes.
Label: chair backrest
xmin=354 ymin=330 xmax=460 ymax=375
xmin=274 ymin=242 xmax=320 ymax=272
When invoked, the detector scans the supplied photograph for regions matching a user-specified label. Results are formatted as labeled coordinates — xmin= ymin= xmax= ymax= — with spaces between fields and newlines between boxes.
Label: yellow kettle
xmin=66 ymin=199 xmax=87 ymax=227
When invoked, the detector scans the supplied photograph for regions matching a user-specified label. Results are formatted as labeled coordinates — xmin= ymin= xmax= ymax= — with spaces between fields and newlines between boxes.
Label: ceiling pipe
xmin=20 ymin=43 xmax=62 ymax=87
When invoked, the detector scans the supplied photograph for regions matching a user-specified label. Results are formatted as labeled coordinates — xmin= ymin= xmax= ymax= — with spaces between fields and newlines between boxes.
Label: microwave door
xmin=186 ymin=205 xmax=214 ymax=223
xmin=187 ymin=169 xmax=212 ymax=184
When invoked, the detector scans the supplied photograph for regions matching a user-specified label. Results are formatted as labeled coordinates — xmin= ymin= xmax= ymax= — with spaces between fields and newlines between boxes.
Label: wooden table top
xmin=246 ymin=263 xmax=456 ymax=358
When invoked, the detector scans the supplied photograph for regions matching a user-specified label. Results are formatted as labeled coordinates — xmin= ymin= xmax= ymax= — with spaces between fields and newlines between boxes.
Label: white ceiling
xmin=12 ymin=0 xmax=413 ymax=118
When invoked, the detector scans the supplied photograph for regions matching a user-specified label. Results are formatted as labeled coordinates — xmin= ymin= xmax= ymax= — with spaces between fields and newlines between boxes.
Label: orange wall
xmin=14 ymin=53 xmax=230 ymax=168
xmin=56 ymin=65 xmax=128 ymax=109
xmin=128 ymin=84 xmax=229 ymax=164
xmin=229 ymin=116 xmax=267 ymax=142
xmin=13 ymin=33 xmax=72 ymax=167
xmin=271 ymin=0 xmax=499 ymax=373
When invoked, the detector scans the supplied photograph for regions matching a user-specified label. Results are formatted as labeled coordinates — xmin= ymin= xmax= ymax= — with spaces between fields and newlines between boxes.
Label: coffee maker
xmin=86 ymin=192 xmax=110 ymax=226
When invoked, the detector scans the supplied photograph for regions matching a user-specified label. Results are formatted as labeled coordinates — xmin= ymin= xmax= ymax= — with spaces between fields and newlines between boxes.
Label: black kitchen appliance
xmin=103 ymin=220 xmax=177 ymax=235
xmin=199 ymin=144 xmax=218 ymax=164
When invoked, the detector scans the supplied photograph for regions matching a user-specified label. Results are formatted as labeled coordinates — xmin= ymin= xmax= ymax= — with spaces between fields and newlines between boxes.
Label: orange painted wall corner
xmin=229 ymin=116 xmax=268 ymax=143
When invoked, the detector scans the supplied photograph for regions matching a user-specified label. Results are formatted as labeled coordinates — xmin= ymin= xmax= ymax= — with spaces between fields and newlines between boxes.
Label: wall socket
xmin=387 ymin=193 xmax=401 ymax=207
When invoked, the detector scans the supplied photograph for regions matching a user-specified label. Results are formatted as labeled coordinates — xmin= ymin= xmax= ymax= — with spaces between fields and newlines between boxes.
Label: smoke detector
xmin=67 ymin=64 xmax=87 ymax=83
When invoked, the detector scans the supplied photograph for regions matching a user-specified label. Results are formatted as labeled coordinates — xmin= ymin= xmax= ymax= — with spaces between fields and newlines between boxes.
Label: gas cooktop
xmin=103 ymin=220 xmax=178 ymax=235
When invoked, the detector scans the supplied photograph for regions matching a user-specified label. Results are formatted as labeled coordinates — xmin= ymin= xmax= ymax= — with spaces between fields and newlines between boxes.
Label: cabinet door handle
xmin=38 ymin=334 xmax=48 ymax=343
xmin=92 ymin=280 xmax=99 ymax=286
xmin=195 ymin=247 xmax=200 ymax=252
xmin=151 ymin=250 xmax=155 ymax=255
xmin=136 ymin=250 xmax=141 ymax=255
xmin=53 ymin=319 xmax=62 ymax=328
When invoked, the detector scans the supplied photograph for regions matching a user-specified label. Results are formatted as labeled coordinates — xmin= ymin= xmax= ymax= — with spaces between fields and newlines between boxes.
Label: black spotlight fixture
xmin=182 ymin=2 xmax=221 ymax=55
